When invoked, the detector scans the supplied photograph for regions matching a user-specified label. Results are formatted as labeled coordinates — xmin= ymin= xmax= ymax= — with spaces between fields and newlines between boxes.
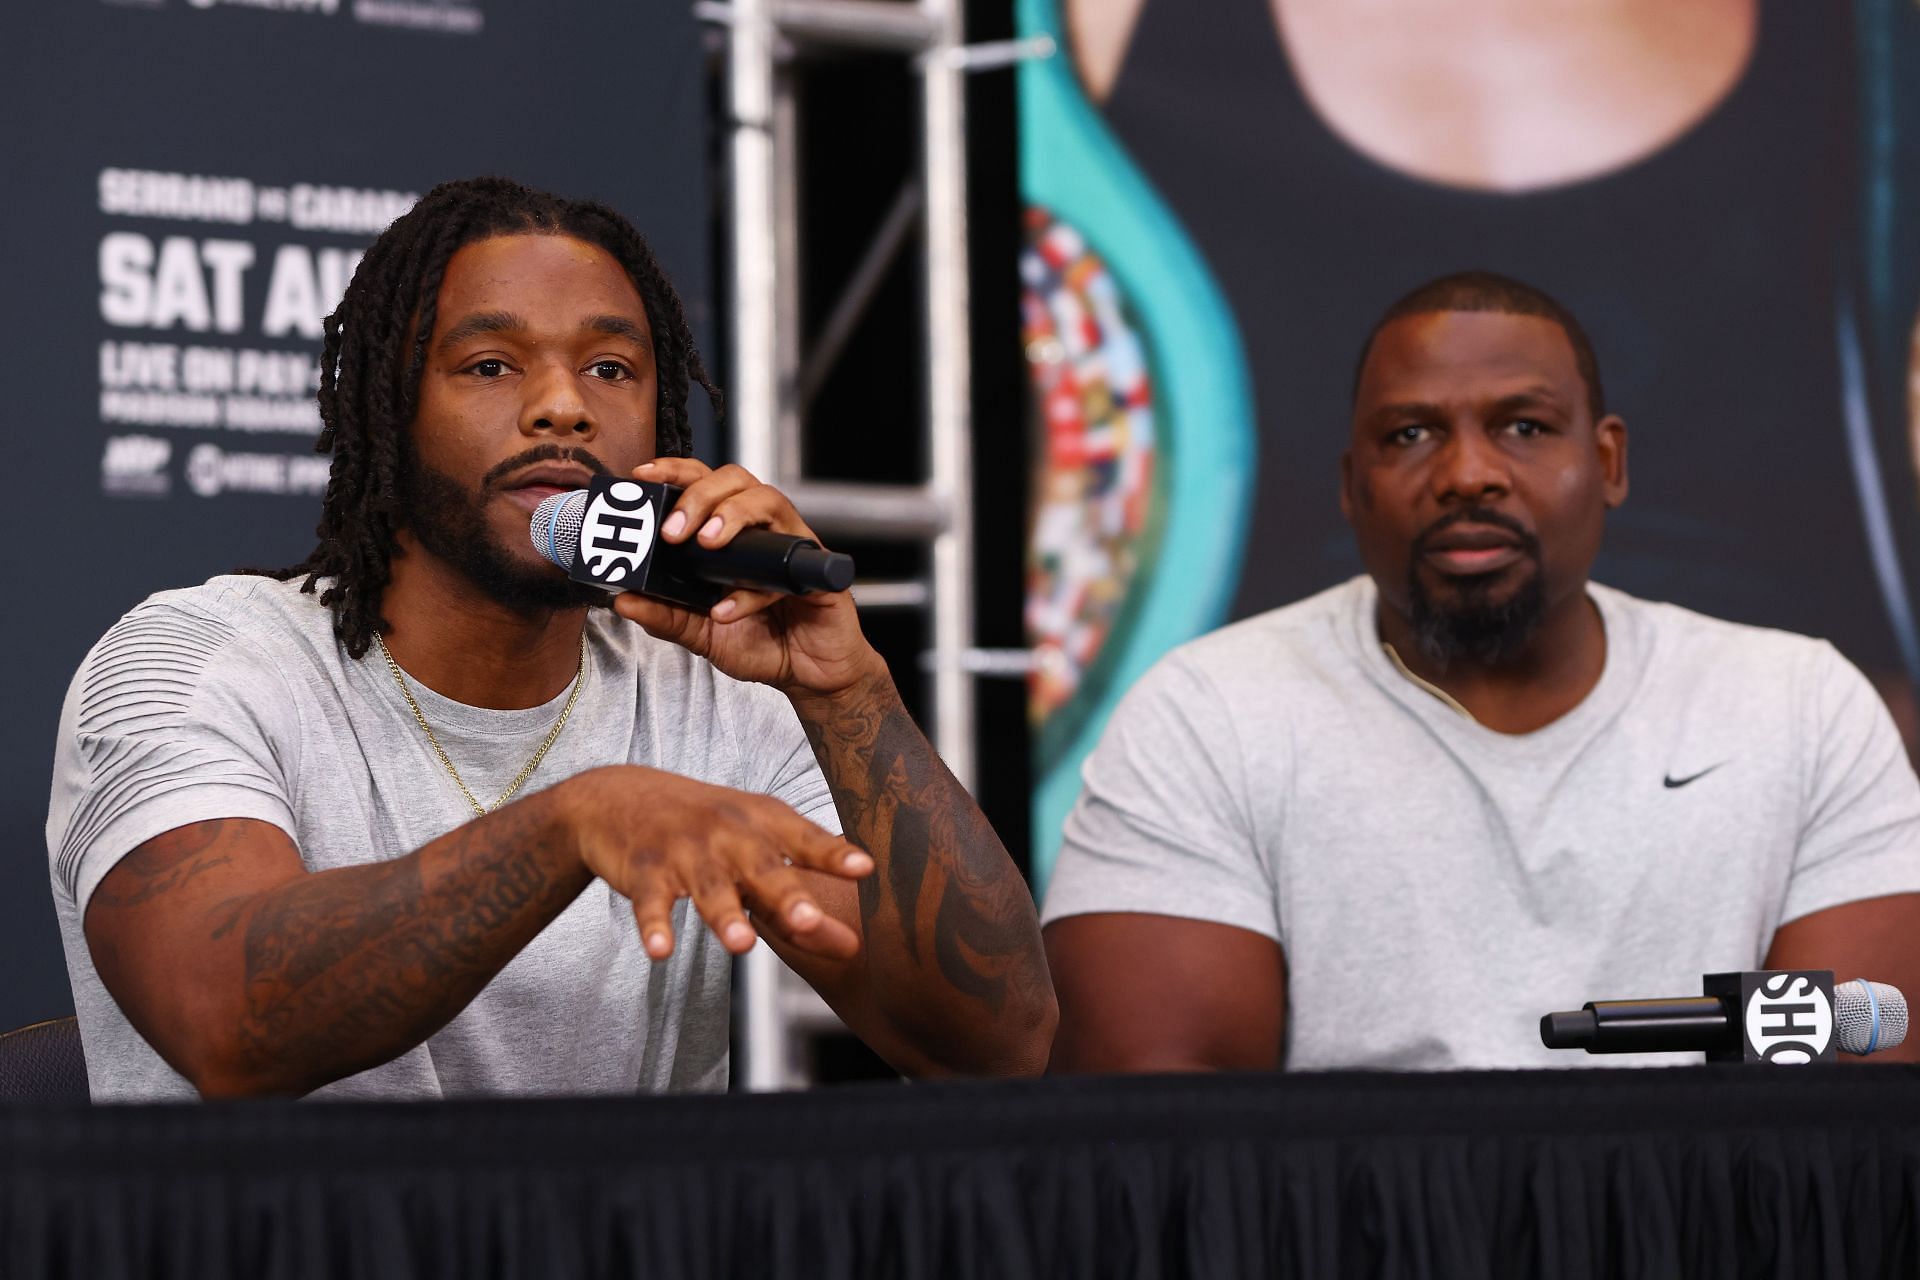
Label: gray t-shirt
xmin=46 ymin=575 xmax=840 ymax=1102
xmin=1043 ymin=576 xmax=1920 ymax=1071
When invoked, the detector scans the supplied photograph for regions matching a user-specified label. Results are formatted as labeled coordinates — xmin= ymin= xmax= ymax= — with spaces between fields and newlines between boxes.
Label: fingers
xmin=631 ymin=883 xmax=680 ymax=961
xmin=761 ymin=803 xmax=873 ymax=879
xmin=689 ymin=870 xmax=758 ymax=956
xmin=593 ymin=777 xmax=871 ymax=960
xmin=645 ymin=460 xmax=756 ymax=543
xmin=637 ymin=460 xmax=819 ymax=549
xmin=689 ymin=488 xmax=813 ymax=548
xmin=630 ymin=457 xmax=711 ymax=488
xmin=613 ymin=578 xmax=787 ymax=634
xmin=707 ymin=587 xmax=783 ymax=624
xmin=743 ymin=882 xmax=863 ymax=961
xmin=612 ymin=591 xmax=706 ymax=644
xmin=736 ymin=858 xmax=829 ymax=938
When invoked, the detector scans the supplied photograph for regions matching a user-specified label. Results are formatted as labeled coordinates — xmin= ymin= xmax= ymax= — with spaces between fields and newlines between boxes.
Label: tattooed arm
xmin=608 ymin=456 xmax=1057 ymax=1078
xmin=84 ymin=796 xmax=590 ymax=1097
xmin=776 ymin=671 xmax=1058 ymax=1078
xmin=84 ymin=767 xmax=872 ymax=1097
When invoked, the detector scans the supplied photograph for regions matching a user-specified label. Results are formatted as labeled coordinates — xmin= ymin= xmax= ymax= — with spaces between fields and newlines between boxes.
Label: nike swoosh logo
xmin=1663 ymin=764 xmax=1725 ymax=789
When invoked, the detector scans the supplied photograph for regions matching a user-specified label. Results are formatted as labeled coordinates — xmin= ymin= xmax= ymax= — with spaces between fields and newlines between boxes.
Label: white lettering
xmin=352 ymin=0 xmax=482 ymax=32
xmin=98 ymin=169 xmax=255 ymax=225
xmin=102 ymin=435 xmax=172 ymax=476
xmin=199 ymin=240 xmax=256 ymax=334
xmin=261 ymin=245 xmax=322 ymax=339
xmin=101 ymin=435 xmax=174 ymax=498
xmin=320 ymin=246 xmax=360 ymax=313
xmin=221 ymin=395 xmax=322 ymax=433
xmin=181 ymin=346 xmax=236 ymax=393
xmin=288 ymin=184 xmax=416 ymax=235
xmin=99 ymin=233 xmax=154 ymax=327
xmin=234 ymin=348 xmax=317 ymax=396
xmin=186 ymin=445 xmax=329 ymax=497
xmin=98 ymin=340 xmax=180 ymax=390
xmin=149 ymin=237 xmax=211 ymax=331
xmin=99 ymin=389 xmax=223 ymax=428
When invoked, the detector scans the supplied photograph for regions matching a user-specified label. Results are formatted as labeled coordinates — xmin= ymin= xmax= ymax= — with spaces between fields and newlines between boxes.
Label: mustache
xmin=481 ymin=443 xmax=613 ymax=489
xmin=1411 ymin=506 xmax=1540 ymax=557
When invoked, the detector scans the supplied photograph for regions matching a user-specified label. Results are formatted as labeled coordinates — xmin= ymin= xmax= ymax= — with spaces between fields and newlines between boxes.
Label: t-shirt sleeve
xmin=1041 ymin=647 xmax=1277 ymax=941
xmin=46 ymin=601 xmax=298 ymax=915
xmin=728 ymin=679 xmax=843 ymax=837
xmin=1781 ymin=642 xmax=1920 ymax=924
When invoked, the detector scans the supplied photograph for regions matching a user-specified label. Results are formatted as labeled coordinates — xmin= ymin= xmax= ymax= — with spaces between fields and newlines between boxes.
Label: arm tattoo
xmin=229 ymin=803 xmax=588 ymax=1091
xmin=91 ymin=823 xmax=237 ymax=911
xmin=800 ymin=681 xmax=1049 ymax=1052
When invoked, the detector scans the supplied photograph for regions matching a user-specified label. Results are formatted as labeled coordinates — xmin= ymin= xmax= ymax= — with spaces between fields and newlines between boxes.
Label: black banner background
xmin=4 ymin=0 xmax=711 ymax=1031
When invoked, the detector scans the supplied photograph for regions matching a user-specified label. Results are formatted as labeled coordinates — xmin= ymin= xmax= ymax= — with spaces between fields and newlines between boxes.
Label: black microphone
xmin=530 ymin=476 xmax=855 ymax=612
xmin=1540 ymin=970 xmax=1908 ymax=1063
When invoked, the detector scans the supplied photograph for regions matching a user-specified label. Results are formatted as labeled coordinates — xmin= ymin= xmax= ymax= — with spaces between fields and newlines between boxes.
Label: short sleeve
xmin=46 ymin=602 xmax=298 ymax=913
xmin=726 ymin=679 xmax=842 ymax=836
xmin=1781 ymin=643 xmax=1920 ymax=923
xmin=1041 ymin=648 xmax=1279 ymax=941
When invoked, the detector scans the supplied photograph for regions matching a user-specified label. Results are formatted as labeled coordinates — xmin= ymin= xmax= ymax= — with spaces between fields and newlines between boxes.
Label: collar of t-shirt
xmin=1351 ymin=577 xmax=1643 ymax=757
xmin=359 ymin=621 xmax=601 ymax=741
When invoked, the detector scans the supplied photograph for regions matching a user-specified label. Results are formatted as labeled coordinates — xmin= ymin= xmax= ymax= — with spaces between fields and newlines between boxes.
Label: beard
xmin=398 ymin=451 xmax=607 ymax=613
xmin=1406 ymin=511 xmax=1547 ymax=670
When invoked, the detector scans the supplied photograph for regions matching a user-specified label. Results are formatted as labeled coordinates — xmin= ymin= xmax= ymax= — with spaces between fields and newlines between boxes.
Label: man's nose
xmin=519 ymin=361 xmax=593 ymax=439
xmin=1430 ymin=429 xmax=1509 ymax=503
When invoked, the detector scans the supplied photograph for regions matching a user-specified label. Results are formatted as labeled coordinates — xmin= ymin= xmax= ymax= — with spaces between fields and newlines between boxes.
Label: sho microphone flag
xmin=531 ymin=476 xmax=854 ymax=612
xmin=1541 ymin=971 xmax=1909 ymax=1063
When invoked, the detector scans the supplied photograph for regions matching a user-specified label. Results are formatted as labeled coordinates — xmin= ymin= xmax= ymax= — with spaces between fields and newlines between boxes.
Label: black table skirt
xmin=5 ymin=1065 xmax=1919 ymax=1279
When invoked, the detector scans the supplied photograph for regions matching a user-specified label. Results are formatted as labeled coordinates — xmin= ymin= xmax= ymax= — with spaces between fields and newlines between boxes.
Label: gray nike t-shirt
xmin=1043 ymin=577 xmax=1920 ymax=1070
xmin=46 ymin=575 xmax=840 ymax=1102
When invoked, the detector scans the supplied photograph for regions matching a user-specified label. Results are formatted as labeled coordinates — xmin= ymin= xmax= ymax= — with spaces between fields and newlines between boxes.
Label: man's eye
xmin=468 ymin=359 xmax=508 ymax=378
xmin=1509 ymin=419 xmax=1547 ymax=437
xmin=589 ymin=361 xmax=632 ymax=381
xmin=1390 ymin=425 xmax=1429 ymax=446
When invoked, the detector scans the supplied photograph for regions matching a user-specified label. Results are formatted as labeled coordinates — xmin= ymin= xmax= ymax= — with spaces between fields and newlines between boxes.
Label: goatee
xmin=1405 ymin=507 xmax=1547 ymax=669
xmin=1408 ymin=569 xmax=1547 ymax=670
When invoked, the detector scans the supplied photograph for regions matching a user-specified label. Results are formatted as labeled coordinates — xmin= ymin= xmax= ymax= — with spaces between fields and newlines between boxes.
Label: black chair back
xmin=0 ymin=1016 xmax=88 ymax=1103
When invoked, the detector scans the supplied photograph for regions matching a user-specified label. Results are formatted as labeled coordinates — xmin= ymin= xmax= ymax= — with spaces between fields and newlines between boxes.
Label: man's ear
xmin=1596 ymin=414 xmax=1629 ymax=508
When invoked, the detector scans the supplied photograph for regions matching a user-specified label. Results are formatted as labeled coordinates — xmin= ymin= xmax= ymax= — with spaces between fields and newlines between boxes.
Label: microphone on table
xmin=530 ymin=476 xmax=855 ymax=613
xmin=1540 ymin=971 xmax=1907 ymax=1064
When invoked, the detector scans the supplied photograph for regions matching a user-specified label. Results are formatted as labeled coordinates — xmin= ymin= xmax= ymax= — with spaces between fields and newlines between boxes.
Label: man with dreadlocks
xmin=47 ymin=177 xmax=1055 ymax=1099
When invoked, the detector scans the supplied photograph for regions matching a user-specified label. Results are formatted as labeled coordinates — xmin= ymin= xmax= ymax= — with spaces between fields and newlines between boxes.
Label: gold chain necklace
xmin=371 ymin=630 xmax=588 ymax=818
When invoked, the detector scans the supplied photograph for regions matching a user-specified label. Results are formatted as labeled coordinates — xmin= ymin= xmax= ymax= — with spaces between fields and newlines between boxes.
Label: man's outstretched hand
xmin=562 ymin=765 xmax=871 ymax=961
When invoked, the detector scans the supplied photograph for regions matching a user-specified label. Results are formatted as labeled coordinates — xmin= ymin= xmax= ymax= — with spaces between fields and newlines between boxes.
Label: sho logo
xmin=1744 ymin=973 xmax=1833 ymax=1064
xmin=579 ymin=481 xmax=656 ymax=583
xmin=101 ymin=435 xmax=172 ymax=497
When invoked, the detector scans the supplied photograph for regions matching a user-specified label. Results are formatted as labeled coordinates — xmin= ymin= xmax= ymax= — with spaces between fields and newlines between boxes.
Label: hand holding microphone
xmin=532 ymin=475 xmax=854 ymax=610
xmin=534 ymin=458 xmax=887 ymax=700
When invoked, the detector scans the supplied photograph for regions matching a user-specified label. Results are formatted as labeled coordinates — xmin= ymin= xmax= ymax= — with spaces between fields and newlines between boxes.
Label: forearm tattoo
xmin=800 ymin=682 xmax=1049 ymax=1041
xmin=160 ymin=806 xmax=583 ymax=1092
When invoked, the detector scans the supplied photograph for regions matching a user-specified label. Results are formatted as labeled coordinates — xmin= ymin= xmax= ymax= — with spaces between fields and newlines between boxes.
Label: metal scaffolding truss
xmin=706 ymin=0 xmax=985 ymax=1091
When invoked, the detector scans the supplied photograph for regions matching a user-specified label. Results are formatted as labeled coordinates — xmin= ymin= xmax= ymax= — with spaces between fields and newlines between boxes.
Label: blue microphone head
xmin=1835 ymin=979 xmax=1908 ymax=1054
xmin=530 ymin=489 xmax=590 ymax=570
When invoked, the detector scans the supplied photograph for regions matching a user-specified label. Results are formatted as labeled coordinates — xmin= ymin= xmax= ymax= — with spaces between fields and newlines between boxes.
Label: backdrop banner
xmin=1020 ymin=0 xmax=1920 ymax=888
xmin=3 ymin=0 xmax=711 ymax=1030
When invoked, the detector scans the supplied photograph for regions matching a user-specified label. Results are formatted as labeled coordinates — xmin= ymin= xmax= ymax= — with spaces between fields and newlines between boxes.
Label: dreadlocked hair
xmin=258 ymin=175 xmax=722 ymax=659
